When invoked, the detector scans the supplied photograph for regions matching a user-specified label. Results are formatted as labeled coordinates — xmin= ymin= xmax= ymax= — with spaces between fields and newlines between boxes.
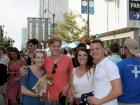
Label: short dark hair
xmin=109 ymin=42 xmax=120 ymax=53
xmin=90 ymin=39 xmax=104 ymax=48
xmin=27 ymin=39 xmax=39 ymax=46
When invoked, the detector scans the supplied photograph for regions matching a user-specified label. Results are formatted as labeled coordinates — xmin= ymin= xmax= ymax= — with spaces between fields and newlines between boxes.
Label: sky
xmin=0 ymin=0 xmax=39 ymax=50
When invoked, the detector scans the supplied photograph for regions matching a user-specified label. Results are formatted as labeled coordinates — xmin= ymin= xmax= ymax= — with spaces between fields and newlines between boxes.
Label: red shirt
xmin=44 ymin=55 xmax=73 ymax=100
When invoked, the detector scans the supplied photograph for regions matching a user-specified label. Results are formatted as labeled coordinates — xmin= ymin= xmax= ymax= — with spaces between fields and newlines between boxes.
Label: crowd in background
xmin=0 ymin=37 xmax=140 ymax=105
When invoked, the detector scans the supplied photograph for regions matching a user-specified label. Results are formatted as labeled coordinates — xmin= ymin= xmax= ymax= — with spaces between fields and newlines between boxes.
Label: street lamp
xmin=44 ymin=9 xmax=55 ymax=36
xmin=0 ymin=25 xmax=4 ymax=41
xmin=52 ymin=14 xmax=55 ymax=35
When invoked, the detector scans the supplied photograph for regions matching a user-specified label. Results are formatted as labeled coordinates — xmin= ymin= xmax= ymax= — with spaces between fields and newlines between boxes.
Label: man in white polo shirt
xmin=88 ymin=39 xmax=122 ymax=105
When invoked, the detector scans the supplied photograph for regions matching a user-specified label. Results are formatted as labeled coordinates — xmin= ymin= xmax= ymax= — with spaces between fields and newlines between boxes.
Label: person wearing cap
xmin=117 ymin=39 xmax=140 ymax=105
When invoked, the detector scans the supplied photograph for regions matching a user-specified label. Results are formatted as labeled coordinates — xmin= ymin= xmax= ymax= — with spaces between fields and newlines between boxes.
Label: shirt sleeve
xmin=106 ymin=61 xmax=120 ymax=81
xmin=20 ymin=70 xmax=30 ymax=87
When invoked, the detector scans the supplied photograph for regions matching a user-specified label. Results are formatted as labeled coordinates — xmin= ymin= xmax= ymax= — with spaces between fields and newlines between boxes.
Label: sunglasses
xmin=52 ymin=64 xmax=57 ymax=74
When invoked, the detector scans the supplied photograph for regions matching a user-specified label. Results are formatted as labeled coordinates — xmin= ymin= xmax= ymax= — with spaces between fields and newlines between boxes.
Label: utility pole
xmin=87 ymin=0 xmax=90 ymax=37
xmin=0 ymin=25 xmax=4 ymax=41
xmin=52 ymin=14 xmax=55 ymax=35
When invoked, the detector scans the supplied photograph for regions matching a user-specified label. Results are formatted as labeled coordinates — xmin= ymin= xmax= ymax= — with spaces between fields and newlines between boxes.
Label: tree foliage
xmin=0 ymin=36 xmax=14 ymax=48
xmin=54 ymin=11 xmax=87 ymax=42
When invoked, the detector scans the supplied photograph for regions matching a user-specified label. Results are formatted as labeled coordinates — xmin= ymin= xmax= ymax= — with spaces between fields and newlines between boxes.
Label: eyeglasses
xmin=52 ymin=64 xmax=57 ymax=74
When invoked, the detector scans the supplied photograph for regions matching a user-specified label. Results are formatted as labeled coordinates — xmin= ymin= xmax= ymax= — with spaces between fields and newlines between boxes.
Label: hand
xmin=62 ymin=84 xmax=69 ymax=96
xmin=87 ymin=96 xmax=102 ymax=105
xmin=40 ymin=93 xmax=47 ymax=100
xmin=45 ymin=74 xmax=54 ymax=81
xmin=19 ymin=66 xmax=28 ymax=76
xmin=68 ymin=85 xmax=76 ymax=97
xmin=14 ymin=77 xmax=20 ymax=81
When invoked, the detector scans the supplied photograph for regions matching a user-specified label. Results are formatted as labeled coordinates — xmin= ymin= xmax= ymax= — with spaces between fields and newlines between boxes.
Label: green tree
xmin=55 ymin=11 xmax=87 ymax=42
xmin=0 ymin=41 xmax=10 ymax=48
xmin=0 ymin=36 xmax=14 ymax=48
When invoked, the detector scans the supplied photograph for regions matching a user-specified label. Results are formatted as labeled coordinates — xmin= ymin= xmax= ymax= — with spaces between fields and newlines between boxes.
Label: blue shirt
xmin=117 ymin=57 xmax=140 ymax=104
xmin=20 ymin=68 xmax=45 ymax=105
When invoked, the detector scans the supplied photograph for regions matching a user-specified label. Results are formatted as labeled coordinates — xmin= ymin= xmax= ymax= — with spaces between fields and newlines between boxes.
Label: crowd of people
xmin=0 ymin=37 xmax=140 ymax=105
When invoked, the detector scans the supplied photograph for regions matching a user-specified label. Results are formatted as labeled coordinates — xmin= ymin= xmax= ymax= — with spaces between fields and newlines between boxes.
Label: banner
xmin=81 ymin=0 xmax=94 ymax=14
xmin=129 ymin=0 xmax=140 ymax=20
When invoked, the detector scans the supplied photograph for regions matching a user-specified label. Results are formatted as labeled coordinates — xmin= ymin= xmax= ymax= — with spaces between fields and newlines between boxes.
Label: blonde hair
xmin=33 ymin=49 xmax=46 ymax=58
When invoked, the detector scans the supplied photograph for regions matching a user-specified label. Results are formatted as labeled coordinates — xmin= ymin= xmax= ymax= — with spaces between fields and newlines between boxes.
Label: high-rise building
xmin=40 ymin=0 xmax=50 ymax=18
xmin=39 ymin=0 xmax=94 ymax=34
xmin=21 ymin=28 xmax=27 ymax=50
xmin=27 ymin=17 xmax=49 ymax=42
xmin=39 ymin=0 xmax=76 ymax=22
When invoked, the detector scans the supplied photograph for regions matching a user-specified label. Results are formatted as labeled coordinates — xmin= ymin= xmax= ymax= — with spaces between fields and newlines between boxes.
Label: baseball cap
xmin=124 ymin=39 xmax=139 ymax=55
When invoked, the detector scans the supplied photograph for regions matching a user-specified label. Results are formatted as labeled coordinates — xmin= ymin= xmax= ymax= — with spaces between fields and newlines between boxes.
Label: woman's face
xmin=34 ymin=52 xmax=45 ymax=67
xmin=77 ymin=50 xmax=88 ymax=65
xmin=9 ymin=51 xmax=18 ymax=60
xmin=49 ymin=41 xmax=61 ymax=56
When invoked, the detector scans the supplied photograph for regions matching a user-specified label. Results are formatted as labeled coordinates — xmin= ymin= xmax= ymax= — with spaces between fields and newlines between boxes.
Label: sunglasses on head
xmin=52 ymin=64 xmax=57 ymax=74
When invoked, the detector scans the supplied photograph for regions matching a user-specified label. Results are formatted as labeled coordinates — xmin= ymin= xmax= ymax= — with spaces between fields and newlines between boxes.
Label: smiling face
xmin=77 ymin=50 xmax=88 ymax=65
xmin=9 ymin=51 xmax=18 ymax=60
xmin=49 ymin=41 xmax=61 ymax=56
xmin=90 ymin=42 xmax=105 ymax=63
xmin=27 ymin=43 xmax=38 ymax=53
xmin=33 ymin=52 xmax=45 ymax=67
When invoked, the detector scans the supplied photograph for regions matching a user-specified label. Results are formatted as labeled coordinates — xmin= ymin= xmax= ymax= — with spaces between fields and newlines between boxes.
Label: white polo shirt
xmin=93 ymin=57 xmax=120 ymax=105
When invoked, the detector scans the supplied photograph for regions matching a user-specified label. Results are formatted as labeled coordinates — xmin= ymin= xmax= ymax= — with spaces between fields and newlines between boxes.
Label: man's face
xmin=27 ymin=43 xmax=37 ymax=53
xmin=123 ymin=46 xmax=129 ymax=56
xmin=49 ymin=41 xmax=61 ymax=56
xmin=90 ymin=42 xmax=105 ymax=62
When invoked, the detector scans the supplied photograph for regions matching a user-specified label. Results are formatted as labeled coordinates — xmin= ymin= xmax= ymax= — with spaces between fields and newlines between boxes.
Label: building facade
xmin=95 ymin=0 xmax=140 ymax=48
xmin=27 ymin=17 xmax=49 ymax=42
xmin=21 ymin=28 xmax=27 ymax=50
xmin=40 ymin=0 xmax=140 ymax=47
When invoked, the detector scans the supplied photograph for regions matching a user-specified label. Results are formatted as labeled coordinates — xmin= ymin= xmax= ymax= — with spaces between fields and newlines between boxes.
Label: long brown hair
xmin=75 ymin=48 xmax=93 ymax=72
